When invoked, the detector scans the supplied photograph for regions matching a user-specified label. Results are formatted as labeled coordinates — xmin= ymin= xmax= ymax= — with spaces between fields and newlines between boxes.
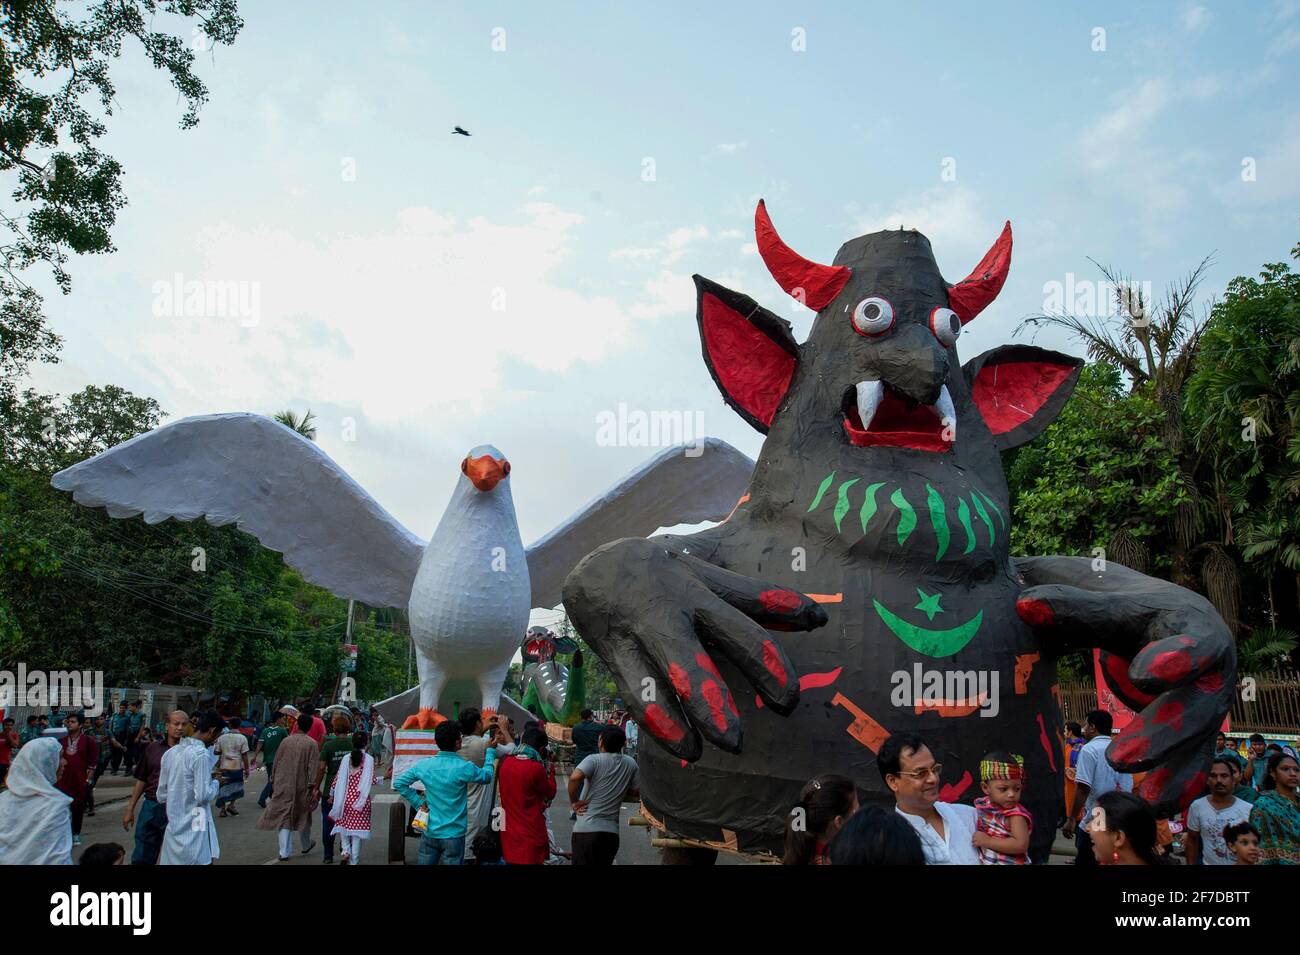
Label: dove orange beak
xmin=462 ymin=454 xmax=510 ymax=492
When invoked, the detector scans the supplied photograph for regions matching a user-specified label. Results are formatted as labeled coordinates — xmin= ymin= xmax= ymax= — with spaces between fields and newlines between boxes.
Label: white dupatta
xmin=329 ymin=751 xmax=374 ymax=820
xmin=0 ymin=738 xmax=73 ymax=865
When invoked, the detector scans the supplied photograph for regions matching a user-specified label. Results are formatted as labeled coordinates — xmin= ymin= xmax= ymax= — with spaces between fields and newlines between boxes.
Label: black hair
xmin=1222 ymin=821 xmax=1259 ymax=845
xmin=580 ymin=709 xmax=594 ymax=721
xmin=599 ymin=726 xmax=625 ymax=753
xmin=521 ymin=725 xmax=548 ymax=752
xmin=228 ymin=717 xmax=241 ymax=729
xmin=1216 ymin=731 xmax=1227 ymax=740
xmin=877 ymin=733 xmax=928 ymax=784
xmin=1261 ymin=752 xmax=1298 ymax=791
xmin=1266 ymin=743 xmax=1283 ymax=753
xmin=458 ymin=707 xmax=481 ymax=734
xmin=350 ymin=730 xmax=368 ymax=768
xmin=296 ymin=713 xmax=314 ymax=733
xmin=79 ymin=843 xmax=126 ymax=866
xmin=66 ymin=711 xmax=85 ymax=726
xmin=827 ymin=805 xmax=926 ymax=866
xmin=1095 ymin=791 xmax=1168 ymax=866
xmin=1065 ymin=721 xmax=1082 ymax=736
xmin=1086 ymin=710 xmax=1113 ymax=735
xmin=1209 ymin=756 xmax=1238 ymax=776
xmin=1 ymin=717 xmax=11 ymax=725
xmin=782 ymin=774 xmax=858 ymax=865
xmin=25 ymin=716 xmax=36 ymax=725
xmin=117 ymin=702 xmax=127 ymax=709
xmin=434 ymin=720 xmax=462 ymax=751
xmin=197 ymin=709 xmax=226 ymax=734
xmin=1249 ymin=733 xmax=1266 ymax=744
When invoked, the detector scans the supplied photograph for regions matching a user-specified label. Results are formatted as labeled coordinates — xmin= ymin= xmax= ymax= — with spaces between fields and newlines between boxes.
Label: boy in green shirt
xmin=314 ymin=716 xmax=354 ymax=864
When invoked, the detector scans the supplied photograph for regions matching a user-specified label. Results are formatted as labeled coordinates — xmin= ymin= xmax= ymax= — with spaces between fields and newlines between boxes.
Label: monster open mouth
xmin=842 ymin=381 xmax=955 ymax=452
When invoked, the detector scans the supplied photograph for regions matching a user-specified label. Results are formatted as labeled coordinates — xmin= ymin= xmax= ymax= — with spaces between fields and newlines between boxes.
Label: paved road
xmin=75 ymin=766 xmax=754 ymax=866
xmin=77 ymin=768 xmax=1078 ymax=865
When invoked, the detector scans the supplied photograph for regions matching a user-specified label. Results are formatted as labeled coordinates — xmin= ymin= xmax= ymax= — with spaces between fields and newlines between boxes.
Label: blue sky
xmin=26 ymin=0 xmax=1300 ymax=566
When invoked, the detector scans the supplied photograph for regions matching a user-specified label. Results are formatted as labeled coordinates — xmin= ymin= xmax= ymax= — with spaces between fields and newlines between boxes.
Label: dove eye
xmin=851 ymin=297 xmax=894 ymax=337
xmin=502 ymin=461 xmax=511 ymax=476
xmin=461 ymin=458 xmax=469 ymax=474
xmin=929 ymin=307 xmax=961 ymax=347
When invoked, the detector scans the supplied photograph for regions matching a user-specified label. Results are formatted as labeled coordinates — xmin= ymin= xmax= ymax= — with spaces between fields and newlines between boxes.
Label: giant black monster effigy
xmin=562 ymin=201 xmax=1236 ymax=861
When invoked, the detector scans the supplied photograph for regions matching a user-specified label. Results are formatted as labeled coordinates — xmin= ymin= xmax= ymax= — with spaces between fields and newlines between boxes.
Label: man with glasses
xmin=880 ymin=732 xmax=979 ymax=865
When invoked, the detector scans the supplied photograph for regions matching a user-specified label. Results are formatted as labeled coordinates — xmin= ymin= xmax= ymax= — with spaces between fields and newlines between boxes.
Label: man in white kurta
xmin=157 ymin=710 xmax=225 ymax=865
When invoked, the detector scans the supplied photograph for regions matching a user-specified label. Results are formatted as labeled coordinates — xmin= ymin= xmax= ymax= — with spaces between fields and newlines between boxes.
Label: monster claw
xmin=1015 ymin=597 xmax=1055 ymax=627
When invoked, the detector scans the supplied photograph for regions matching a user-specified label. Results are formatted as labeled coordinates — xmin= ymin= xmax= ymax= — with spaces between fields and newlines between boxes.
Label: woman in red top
xmin=498 ymin=725 xmax=557 ymax=865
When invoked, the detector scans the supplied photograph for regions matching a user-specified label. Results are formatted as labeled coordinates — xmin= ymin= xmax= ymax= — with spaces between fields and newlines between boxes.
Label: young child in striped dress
xmin=972 ymin=752 xmax=1033 ymax=865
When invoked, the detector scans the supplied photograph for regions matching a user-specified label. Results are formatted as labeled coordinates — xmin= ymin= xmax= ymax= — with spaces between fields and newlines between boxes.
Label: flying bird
xmin=50 ymin=413 xmax=755 ymax=728
xmin=452 ymin=126 xmax=471 ymax=136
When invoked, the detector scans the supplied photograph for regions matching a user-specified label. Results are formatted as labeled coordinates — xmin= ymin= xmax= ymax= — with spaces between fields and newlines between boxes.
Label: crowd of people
xmin=781 ymin=712 xmax=1300 ymax=866
xmin=1 ymin=698 xmax=1296 ymax=867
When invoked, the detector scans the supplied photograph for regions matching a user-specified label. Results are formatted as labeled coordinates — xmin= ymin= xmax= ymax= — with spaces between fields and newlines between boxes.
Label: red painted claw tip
xmin=1148 ymin=649 xmax=1193 ymax=684
xmin=1138 ymin=767 xmax=1173 ymax=803
xmin=643 ymin=704 xmax=685 ymax=743
xmin=1195 ymin=671 xmax=1224 ymax=693
xmin=1016 ymin=597 xmax=1055 ymax=627
xmin=761 ymin=639 xmax=788 ymax=688
xmin=668 ymin=662 xmax=692 ymax=701
xmin=759 ymin=588 xmax=803 ymax=613
xmin=1154 ymin=701 xmax=1185 ymax=732
xmin=1111 ymin=730 xmax=1151 ymax=764
xmin=700 ymin=680 xmax=729 ymax=733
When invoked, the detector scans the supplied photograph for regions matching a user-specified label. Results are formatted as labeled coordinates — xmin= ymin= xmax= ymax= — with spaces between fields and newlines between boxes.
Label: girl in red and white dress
xmin=329 ymin=731 xmax=380 ymax=865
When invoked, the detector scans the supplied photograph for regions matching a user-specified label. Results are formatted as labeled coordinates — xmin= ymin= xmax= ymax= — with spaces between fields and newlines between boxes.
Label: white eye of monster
xmin=929 ymin=306 xmax=961 ymax=347
xmin=850 ymin=297 xmax=894 ymax=336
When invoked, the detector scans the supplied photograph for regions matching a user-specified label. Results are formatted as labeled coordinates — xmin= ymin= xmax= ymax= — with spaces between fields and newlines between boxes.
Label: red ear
xmin=694 ymin=275 xmax=798 ymax=433
xmin=962 ymin=345 xmax=1082 ymax=450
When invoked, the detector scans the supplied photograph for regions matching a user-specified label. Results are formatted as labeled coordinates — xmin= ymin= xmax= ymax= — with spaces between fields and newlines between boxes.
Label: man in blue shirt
xmin=394 ymin=719 xmax=498 ymax=865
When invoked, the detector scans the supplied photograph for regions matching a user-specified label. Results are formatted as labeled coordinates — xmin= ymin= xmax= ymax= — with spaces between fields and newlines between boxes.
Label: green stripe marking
xmin=833 ymin=479 xmax=860 ymax=533
xmin=807 ymin=472 xmax=836 ymax=512
xmin=956 ymin=496 xmax=977 ymax=554
xmin=891 ymin=488 xmax=916 ymax=546
xmin=977 ymin=490 xmax=1006 ymax=530
xmin=859 ymin=482 xmax=886 ymax=535
xmin=926 ymin=484 xmax=950 ymax=560
xmin=970 ymin=492 xmax=996 ymax=546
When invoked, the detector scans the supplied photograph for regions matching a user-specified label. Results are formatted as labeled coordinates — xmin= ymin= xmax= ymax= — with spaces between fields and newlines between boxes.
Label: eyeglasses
xmin=895 ymin=763 xmax=943 ymax=780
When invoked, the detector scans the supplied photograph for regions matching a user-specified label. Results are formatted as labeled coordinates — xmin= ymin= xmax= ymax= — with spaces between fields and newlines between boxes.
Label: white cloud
xmin=854 ymin=187 xmax=991 ymax=259
xmin=1182 ymin=5 xmax=1211 ymax=31
xmin=1081 ymin=78 xmax=1172 ymax=173
xmin=1267 ymin=26 xmax=1300 ymax=56
xmin=716 ymin=142 xmax=748 ymax=154
xmin=111 ymin=202 xmax=637 ymax=427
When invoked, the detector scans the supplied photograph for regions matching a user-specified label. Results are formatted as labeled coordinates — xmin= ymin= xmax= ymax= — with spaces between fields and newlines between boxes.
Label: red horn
xmin=755 ymin=200 xmax=850 ymax=311
xmin=947 ymin=221 xmax=1012 ymax=325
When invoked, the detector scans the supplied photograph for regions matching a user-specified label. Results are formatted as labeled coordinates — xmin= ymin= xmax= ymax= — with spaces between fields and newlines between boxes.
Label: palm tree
xmin=1021 ymin=255 xmax=1218 ymax=596
xmin=274 ymin=409 xmax=317 ymax=441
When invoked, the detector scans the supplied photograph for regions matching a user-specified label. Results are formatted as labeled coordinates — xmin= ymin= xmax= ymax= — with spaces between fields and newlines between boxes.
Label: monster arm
xmin=1013 ymin=555 xmax=1235 ymax=815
